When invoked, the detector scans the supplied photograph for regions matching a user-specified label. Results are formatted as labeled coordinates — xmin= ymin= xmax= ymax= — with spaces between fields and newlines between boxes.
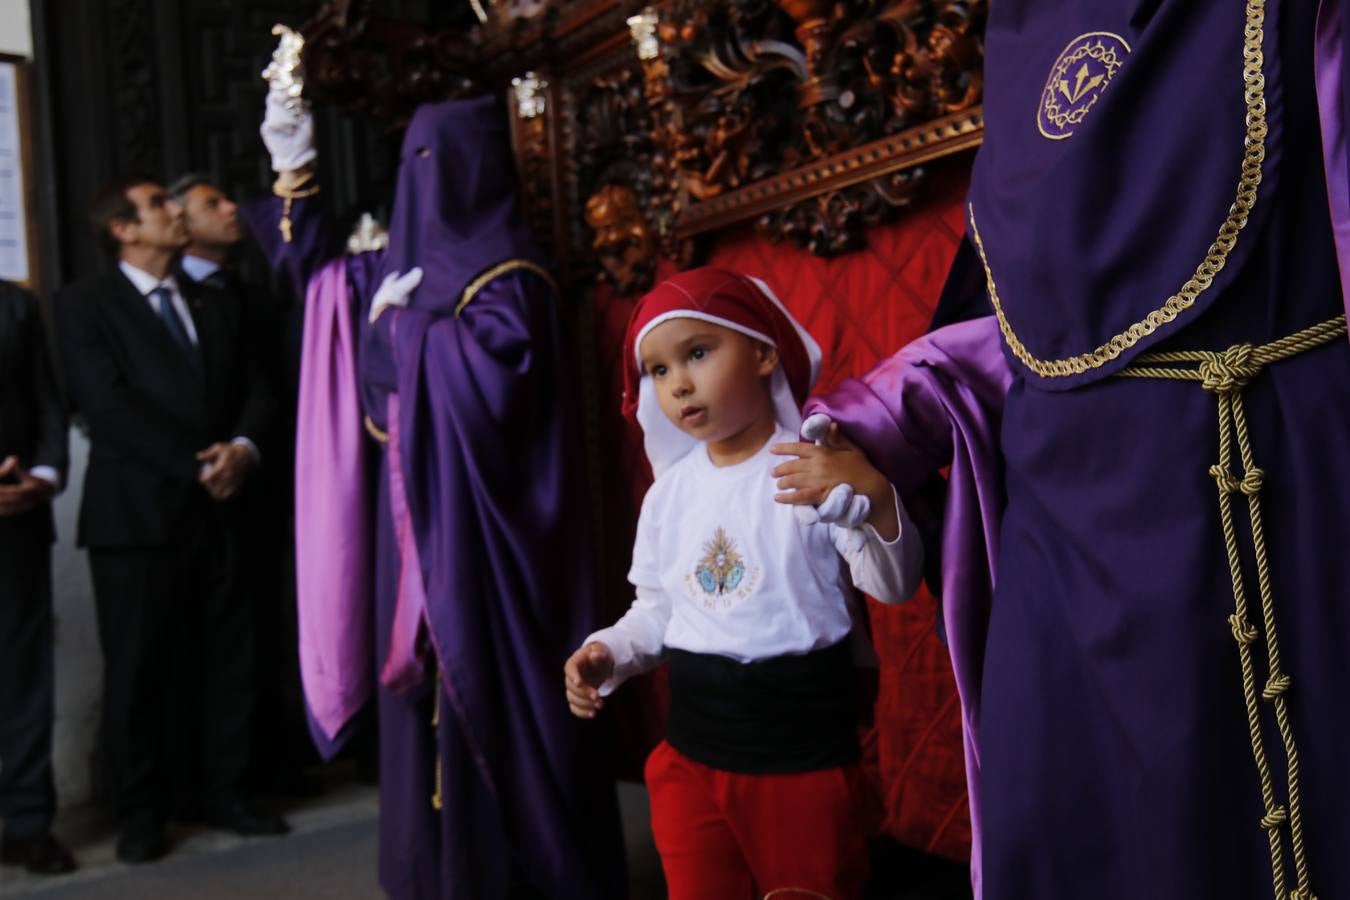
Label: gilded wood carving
xmin=293 ymin=0 xmax=986 ymax=292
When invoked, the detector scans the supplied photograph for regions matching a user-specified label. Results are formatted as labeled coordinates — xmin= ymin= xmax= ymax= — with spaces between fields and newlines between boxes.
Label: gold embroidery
xmin=976 ymin=0 xmax=1269 ymax=378
xmin=762 ymin=889 xmax=835 ymax=900
xmin=1117 ymin=314 xmax=1341 ymax=900
xmin=1038 ymin=32 xmax=1131 ymax=140
xmin=455 ymin=259 xmax=557 ymax=317
xmin=364 ymin=415 xmax=389 ymax=444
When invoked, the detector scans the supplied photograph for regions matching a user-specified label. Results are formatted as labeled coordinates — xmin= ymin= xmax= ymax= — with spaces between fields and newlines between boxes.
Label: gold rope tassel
xmin=432 ymin=674 xmax=443 ymax=812
xmin=1120 ymin=314 xmax=1343 ymax=900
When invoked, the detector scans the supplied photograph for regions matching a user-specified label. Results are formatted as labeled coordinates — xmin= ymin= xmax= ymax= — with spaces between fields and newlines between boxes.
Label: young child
xmin=564 ymin=267 xmax=923 ymax=900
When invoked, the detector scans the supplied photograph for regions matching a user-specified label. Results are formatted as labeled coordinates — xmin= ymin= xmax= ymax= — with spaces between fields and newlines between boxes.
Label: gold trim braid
xmin=969 ymin=0 xmax=1270 ymax=378
xmin=455 ymin=259 xmax=557 ymax=317
xmin=1117 ymin=314 xmax=1344 ymax=900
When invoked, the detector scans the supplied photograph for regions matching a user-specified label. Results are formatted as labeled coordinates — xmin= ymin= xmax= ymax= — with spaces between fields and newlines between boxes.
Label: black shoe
xmin=256 ymin=769 xmax=325 ymax=799
xmin=203 ymin=797 xmax=290 ymax=836
xmin=0 ymin=831 xmax=77 ymax=875
xmin=115 ymin=816 xmax=167 ymax=865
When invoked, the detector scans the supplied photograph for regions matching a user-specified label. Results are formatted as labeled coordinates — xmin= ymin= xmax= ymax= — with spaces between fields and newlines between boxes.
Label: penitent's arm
xmin=241 ymin=88 xmax=342 ymax=299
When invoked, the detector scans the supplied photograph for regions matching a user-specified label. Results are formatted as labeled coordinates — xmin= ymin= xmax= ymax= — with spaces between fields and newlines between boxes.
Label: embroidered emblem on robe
xmin=1038 ymin=32 xmax=1131 ymax=141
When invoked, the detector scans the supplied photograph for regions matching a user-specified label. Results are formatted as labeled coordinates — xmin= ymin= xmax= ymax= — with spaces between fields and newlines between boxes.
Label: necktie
xmin=150 ymin=286 xmax=197 ymax=360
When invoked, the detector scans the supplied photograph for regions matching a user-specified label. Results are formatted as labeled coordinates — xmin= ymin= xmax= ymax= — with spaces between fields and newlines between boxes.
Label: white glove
xmin=799 ymin=412 xmax=834 ymax=443
xmin=261 ymin=90 xmax=317 ymax=173
xmin=792 ymin=413 xmax=872 ymax=528
xmin=369 ymin=268 xmax=424 ymax=324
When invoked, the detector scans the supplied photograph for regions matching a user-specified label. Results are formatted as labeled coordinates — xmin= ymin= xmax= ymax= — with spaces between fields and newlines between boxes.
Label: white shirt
xmin=118 ymin=260 xmax=260 ymax=465
xmin=589 ymin=425 xmax=923 ymax=694
xmin=180 ymin=254 xmax=222 ymax=284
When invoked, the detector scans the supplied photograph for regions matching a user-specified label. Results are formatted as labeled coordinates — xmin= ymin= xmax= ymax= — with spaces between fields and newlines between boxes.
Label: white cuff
xmin=231 ymin=437 xmax=261 ymax=465
xmin=29 ymin=465 xmax=62 ymax=493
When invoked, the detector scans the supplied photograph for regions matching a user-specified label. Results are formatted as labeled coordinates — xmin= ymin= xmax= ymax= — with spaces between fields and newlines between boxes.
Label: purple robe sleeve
xmin=1315 ymin=0 xmax=1350 ymax=331
xmin=241 ymin=192 xmax=343 ymax=302
xmin=804 ymin=315 xmax=1012 ymax=900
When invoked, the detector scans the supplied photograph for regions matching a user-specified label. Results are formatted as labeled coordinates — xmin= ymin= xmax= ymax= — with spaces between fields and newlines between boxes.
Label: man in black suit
xmin=53 ymin=178 xmax=287 ymax=864
xmin=0 ymin=280 xmax=76 ymax=876
xmin=169 ymin=173 xmax=318 ymax=797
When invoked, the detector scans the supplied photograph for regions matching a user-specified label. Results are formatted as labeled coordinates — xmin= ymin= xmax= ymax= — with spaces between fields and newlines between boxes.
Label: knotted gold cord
xmin=1118 ymin=314 xmax=1344 ymax=900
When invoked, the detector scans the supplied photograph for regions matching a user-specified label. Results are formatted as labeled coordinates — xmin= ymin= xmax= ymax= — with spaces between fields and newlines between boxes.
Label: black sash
xmin=665 ymin=638 xmax=858 ymax=775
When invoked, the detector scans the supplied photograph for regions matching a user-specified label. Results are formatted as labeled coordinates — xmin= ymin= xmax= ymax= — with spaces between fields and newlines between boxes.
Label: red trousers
xmin=644 ymin=741 xmax=871 ymax=900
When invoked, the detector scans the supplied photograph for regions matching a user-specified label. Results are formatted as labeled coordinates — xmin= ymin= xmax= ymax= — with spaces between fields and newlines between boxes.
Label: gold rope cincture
xmin=272 ymin=170 xmax=319 ymax=245
xmin=968 ymin=0 xmax=1270 ymax=378
xmin=364 ymin=416 xmax=389 ymax=444
xmin=431 ymin=672 xmax=443 ymax=811
xmin=1117 ymin=315 xmax=1344 ymax=900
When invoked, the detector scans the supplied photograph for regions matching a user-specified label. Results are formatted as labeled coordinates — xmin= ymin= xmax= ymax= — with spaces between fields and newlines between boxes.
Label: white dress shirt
xmin=180 ymin=254 xmax=222 ymax=284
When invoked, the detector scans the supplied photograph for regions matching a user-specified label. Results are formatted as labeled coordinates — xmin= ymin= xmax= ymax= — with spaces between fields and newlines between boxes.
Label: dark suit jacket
xmin=53 ymin=268 xmax=274 ymax=548
xmin=0 ymin=281 xmax=69 ymax=545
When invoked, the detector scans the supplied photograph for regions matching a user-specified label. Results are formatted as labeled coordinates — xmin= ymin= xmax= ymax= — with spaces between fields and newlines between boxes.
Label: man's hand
xmin=0 ymin=456 xmax=56 ymax=517
xmin=197 ymin=443 xmax=257 ymax=502
xmin=564 ymin=641 xmax=615 ymax=720
xmin=770 ymin=423 xmax=900 ymax=541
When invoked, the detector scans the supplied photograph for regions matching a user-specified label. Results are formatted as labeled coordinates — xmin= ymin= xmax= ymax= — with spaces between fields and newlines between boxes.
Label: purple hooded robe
xmin=810 ymin=2 xmax=1350 ymax=898
xmin=244 ymin=95 xmax=625 ymax=900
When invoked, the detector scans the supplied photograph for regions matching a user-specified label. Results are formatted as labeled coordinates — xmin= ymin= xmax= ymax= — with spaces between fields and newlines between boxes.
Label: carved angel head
xmin=585 ymin=184 xmax=657 ymax=294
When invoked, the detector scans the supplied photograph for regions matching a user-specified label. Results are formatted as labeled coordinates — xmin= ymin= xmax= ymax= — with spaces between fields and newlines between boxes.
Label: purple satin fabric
xmin=380 ymin=389 xmax=430 ymax=694
xmin=805 ymin=316 xmax=1011 ymax=900
xmin=969 ymin=0 xmax=1287 ymax=388
xmin=293 ymin=258 xmax=373 ymax=752
xmin=1316 ymin=0 xmax=1350 ymax=322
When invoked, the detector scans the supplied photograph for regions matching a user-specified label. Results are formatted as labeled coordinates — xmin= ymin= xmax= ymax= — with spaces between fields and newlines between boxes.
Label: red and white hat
xmin=622 ymin=267 xmax=821 ymax=477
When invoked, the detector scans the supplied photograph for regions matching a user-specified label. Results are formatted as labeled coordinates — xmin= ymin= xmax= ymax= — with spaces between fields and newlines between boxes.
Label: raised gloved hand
xmin=369 ymin=268 xmax=424 ymax=324
xmin=260 ymin=89 xmax=316 ymax=174
xmin=791 ymin=413 xmax=872 ymax=528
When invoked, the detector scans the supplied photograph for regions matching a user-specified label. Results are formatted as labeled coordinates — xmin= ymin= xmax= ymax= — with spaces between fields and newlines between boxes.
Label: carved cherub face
xmin=585 ymin=184 xmax=656 ymax=292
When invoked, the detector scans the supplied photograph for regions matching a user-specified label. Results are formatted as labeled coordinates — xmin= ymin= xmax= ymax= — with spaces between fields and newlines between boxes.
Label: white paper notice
xmin=0 ymin=62 xmax=29 ymax=284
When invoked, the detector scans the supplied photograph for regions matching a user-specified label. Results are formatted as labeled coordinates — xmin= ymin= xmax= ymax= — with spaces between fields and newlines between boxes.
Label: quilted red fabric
xmin=589 ymin=168 xmax=974 ymax=861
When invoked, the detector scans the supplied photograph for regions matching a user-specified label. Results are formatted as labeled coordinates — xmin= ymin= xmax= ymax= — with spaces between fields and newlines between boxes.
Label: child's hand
xmin=564 ymin=641 xmax=615 ymax=719
xmin=771 ymin=423 xmax=900 ymax=541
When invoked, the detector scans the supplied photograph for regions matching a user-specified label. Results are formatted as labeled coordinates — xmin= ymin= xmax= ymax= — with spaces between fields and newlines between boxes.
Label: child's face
xmin=639 ymin=318 xmax=778 ymax=442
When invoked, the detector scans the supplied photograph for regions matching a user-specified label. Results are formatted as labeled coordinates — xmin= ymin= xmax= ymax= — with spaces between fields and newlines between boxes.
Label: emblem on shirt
xmin=1037 ymin=32 xmax=1131 ymax=141
xmin=687 ymin=527 xmax=760 ymax=608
